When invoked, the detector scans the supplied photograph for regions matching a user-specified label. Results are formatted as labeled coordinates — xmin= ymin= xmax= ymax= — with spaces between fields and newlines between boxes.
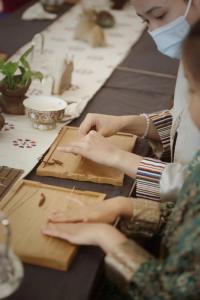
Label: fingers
xmin=48 ymin=213 xmax=84 ymax=223
xmin=79 ymin=114 xmax=97 ymax=136
xmin=42 ymin=223 xmax=69 ymax=240
xmin=57 ymin=145 xmax=83 ymax=155
xmin=57 ymin=131 xmax=98 ymax=156
xmin=65 ymin=196 xmax=85 ymax=206
xmin=48 ymin=203 xmax=86 ymax=223
xmin=42 ymin=223 xmax=86 ymax=245
xmin=48 ymin=212 xmax=67 ymax=223
xmin=42 ymin=223 xmax=79 ymax=244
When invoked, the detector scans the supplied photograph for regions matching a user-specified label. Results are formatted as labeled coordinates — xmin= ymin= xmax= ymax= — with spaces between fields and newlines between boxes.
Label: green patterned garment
xmin=129 ymin=150 xmax=200 ymax=300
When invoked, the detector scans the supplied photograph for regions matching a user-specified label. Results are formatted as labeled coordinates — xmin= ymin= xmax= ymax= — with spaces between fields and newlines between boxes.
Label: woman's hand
xmin=58 ymin=130 xmax=143 ymax=178
xmin=79 ymin=113 xmax=128 ymax=137
xmin=58 ymin=130 xmax=123 ymax=168
xmin=42 ymin=223 xmax=127 ymax=253
xmin=48 ymin=197 xmax=134 ymax=224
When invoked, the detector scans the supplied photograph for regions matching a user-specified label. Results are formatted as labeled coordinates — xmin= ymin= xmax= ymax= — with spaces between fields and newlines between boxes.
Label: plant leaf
xmin=1 ymin=62 xmax=18 ymax=77
xmin=0 ymin=46 xmax=43 ymax=90
xmin=19 ymin=46 xmax=33 ymax=70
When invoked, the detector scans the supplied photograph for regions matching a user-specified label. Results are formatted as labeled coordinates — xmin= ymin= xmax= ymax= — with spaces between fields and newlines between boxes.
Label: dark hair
xmin=183 ymin=20 xmax=200 ymax=86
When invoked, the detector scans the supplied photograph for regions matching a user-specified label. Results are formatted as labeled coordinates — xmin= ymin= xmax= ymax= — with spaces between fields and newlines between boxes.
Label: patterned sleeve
xmin=105 ymin=235 xmax=200 ymax=300
xmin=148 ymin=110 xmax=173 ymax=160
xmin=128 ymin=221 xmax=200 ymax=300
xmin=136 ymin=157 xmax=168 ymax=201
xmin=135 ymin=110 xmax=172 ymax=202
xmin=105 ymin=240 xmax=152 ymax=291
xmin=105 ymin=152 xmax=200 ymax=300
xmin=119 ymin=198 xmax=161 ymax=239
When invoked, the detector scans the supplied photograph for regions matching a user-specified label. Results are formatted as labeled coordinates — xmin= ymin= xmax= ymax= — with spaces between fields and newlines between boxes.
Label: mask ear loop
xmin=184 ymin=0 xmax=192 ymax=17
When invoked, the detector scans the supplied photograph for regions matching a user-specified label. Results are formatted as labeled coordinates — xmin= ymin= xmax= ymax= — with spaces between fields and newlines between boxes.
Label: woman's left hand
xmin=42 ymin=223 xmax=127 ymax=253
xmin=48 ymin=196 xmax=133 ymax=225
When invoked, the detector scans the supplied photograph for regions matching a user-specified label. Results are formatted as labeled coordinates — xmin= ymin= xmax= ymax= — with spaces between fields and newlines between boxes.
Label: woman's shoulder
xmin=178 ymin=151 xmax=200 ymax=206
xmin=185 ymin=150 xmax=200 ymax=181
xmin=164 ymin=151 xmax=200 ymax=250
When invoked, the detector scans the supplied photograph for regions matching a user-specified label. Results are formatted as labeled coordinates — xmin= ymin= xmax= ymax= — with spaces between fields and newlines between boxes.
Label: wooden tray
xmin=37 ymin=126 xmax=136 ymax=186
xmin=0 ymin=166 xmax=23 ymax=201
xmin=0 ymin=180 xmax=105 ymax=271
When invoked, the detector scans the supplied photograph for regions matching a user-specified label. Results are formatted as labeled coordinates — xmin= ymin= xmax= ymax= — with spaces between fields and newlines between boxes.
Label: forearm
xmin=105 ymin=240 xmax=153 ymax=291
xmin=106 ymin=238 xmax=196 ymax=300
xmin=113 ymin=197 xmax=134 ymax=219
xmin=119 ymin=115 xmax=160 ymax=141
xmin=114 ymin=150 xmax=143 ymax=178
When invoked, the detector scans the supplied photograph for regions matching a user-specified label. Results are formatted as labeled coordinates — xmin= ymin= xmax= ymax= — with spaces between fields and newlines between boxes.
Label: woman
xmin=58 ymin=0 xmax=200 ymax=205
xmin=43 ymin=20 xmax=200 ymax=299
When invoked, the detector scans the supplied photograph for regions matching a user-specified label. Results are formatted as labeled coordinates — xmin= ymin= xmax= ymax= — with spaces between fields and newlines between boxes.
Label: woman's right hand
xmin=48 ymin=197 xmax=133 ymax=225
xmin=79 ymin=113 xmax=127 ymax=137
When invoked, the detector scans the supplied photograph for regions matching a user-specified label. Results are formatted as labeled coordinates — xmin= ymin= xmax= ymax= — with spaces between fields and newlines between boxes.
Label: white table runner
xmin=0 ymin=3 xmax=145 ymax=177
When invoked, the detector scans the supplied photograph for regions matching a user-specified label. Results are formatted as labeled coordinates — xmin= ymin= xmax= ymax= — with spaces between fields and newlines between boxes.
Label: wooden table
xmin=0 ymin=2 xmax=179 ymax=300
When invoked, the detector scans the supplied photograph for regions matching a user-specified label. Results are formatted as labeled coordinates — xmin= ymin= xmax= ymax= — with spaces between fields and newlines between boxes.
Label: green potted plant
xmin=0 ymin=46 xmax=43 ymax=115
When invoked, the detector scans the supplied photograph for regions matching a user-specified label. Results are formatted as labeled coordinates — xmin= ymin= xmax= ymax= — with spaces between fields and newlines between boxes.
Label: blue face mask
xmin=149 ymin=0 xmax=192 ymax=59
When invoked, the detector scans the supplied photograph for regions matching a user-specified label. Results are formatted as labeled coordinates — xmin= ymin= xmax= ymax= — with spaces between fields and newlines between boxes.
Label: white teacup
xmin=23 ymin=95 xmax=67 ymax=130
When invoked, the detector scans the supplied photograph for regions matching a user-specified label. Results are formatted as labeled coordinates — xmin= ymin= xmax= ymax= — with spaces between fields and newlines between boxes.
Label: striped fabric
xmin=136 ymin=158 xmax=167 ymax=201
xmin=149 ymin=110 xmax=173 ymax=161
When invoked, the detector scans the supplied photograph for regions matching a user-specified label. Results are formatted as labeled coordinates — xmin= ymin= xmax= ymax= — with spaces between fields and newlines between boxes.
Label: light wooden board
xmin=37 ymin=126 xmax=136 ymax=186
xmin=0 ymin=180 xmax=105 ymax=271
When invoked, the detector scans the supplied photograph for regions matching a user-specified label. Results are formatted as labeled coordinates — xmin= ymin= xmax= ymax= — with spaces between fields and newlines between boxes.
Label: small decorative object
xmin=0 ymin=212 xmax=23 ymax=299
xmin=0 ymin=110 xmax=5 ymax=131
xmin=31 ymin=33 xmax=45 ymax=59
xmin=52 ymin=158 xmax=64 ymax=166
xmin=96 ymin=10 xmax=115 ymax=28
xmin=74 ymin=9 xmax=106 ymax=47
xmin=0 ymin=47 xmax=43 ymax=115
xmin=23 ymin=95 xmax=67 ymax=130
xmin=110 ymin=0 xmax=129 ymax=10
xmin=42 ymin=58 xmax=74 ymax=96
xmin=43 ymin=160 xmax=56 ymax=166
xmin=52 ymin=58 xmax=74 ymax=95
xmin=38 ymin=193 xmax=46 ymax=207
xmin=40 ymin=0 xmax=64 ymax=13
